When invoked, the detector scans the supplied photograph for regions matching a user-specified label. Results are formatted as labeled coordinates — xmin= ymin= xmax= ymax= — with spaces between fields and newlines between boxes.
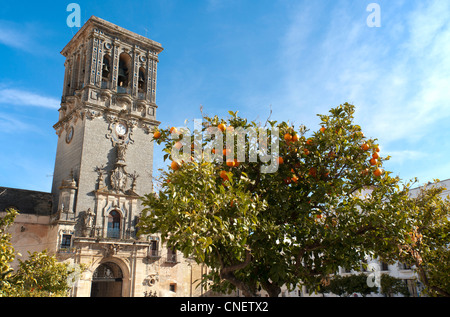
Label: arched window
xmin=137 ymin=67 xmax=146 ymax=99
xmin=117 ymin=53 xmax=131 ymax=91
xmin=102 ymin=55 xmax=111 ymax=88
xmin=138 ymin=67 xmax=146 ymax=92
xmin=72 ymin=55 xmax=81 ymax=92
xmin=107 ymin=210 xmax=121 ymax=238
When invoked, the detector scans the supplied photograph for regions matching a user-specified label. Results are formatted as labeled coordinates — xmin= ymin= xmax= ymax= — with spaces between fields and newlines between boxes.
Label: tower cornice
xmin=61 ymin=16 xmax=163 ymax=58
xmin=53 ymin=102 xmax=160 ymax=134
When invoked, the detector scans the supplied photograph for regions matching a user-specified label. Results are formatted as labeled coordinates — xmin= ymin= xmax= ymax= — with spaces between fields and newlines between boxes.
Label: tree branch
xmin=261 ymin=279 xmax=281 ymax=297
xmin=217 ymin=249 xmax=255 ymax=297
xmin=221 ymin=249 xmax=252 ymax=276
xmin=416 ymin=259 xmax=450 ymax=297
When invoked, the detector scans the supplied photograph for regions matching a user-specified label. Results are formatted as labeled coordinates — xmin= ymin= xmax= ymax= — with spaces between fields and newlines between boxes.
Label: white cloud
xmin=0 ymin=20 xmax=44 ymax=53
xmin=0 ymin=88 xmax=60 ymax=110
xmin=276 ymin=1 xmax=450 ymax=146
xmin=385 ymin=150 xmax=426 ymax=164
xmin=360 ymin=1 xmax=450 ymax=143
xmin=0 ymin=19 xmax=56 ymax=58
xmin=0 ymin=22 xmax=30 ymax=51
xmin=0 ymin=113 xmax=37 ymax=133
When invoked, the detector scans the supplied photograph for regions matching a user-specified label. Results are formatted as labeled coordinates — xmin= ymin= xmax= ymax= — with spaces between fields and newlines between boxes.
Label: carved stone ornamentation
xmin=125 ymin=170 xmax=139 ymax=196
xmin=94 ymin=165 xmax=106 ymax=190
xmin=81 ymin=208 xmax=95 ymax=237
xmin=117 ymin=142 xmax=127 ymax=162
xmin=110 ymin=143 xmax=129 ymax=193
xmin=103 ymin=243 xmax=121 ymax=257
xmin=111 ymin=165 xmax=128 ymax=193
xmin=105 ymin=115 xmax=135 ymax=147
xmin=85 ymin=109 xmax=102 ymax=120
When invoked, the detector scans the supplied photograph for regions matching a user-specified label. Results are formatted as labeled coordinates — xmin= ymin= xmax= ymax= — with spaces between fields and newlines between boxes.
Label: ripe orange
xmin=284 ymin=133 xmax=293 ymax=142
xmin=292 ymin=134 xmax=299 ymax=142
xmin=153 ymin=131 xmax=161 ymax=139
xmin=369 ymin=158 xmax=378 ymax=166
xmin=373 ymin=168 xmax=383 ymax=177
xmin=320 ymin=127 xmax=326 ymax=133
xmin=277 ymin=157 xmax=284 ymax=165
xmin=374 ymin=145 xmax=380 ymax=152
xmin=233 ymin=159 xmax=240 ymax=167
xmin=170 ymin=127 xmax=178 ymax=134
xmin=220 ymin=170 xmax=229 ymax=181
xmin=226 ymin=159 xmax=235 ymax=167
xmin=306 ymin=139 xmax=313 ymax=146
xmin=218 ymin=123 xmax=226 ymax=132
xmin=170 ymin=161 xmax=180 ymax=171
xmin=303 ymin=149 xmax=310 ymax=155
xmin=361 ymin=143 xmax=370 ymax=151
xmin=291 ymin=175 xmax=299 ymax=183
xmin=372 ymin=152 xmax=380 ymax=159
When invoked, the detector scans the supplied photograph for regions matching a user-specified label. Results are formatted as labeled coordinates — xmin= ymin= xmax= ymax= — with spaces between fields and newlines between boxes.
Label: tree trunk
xmin=219 ymin=250 xmax=256 ymax=297
xmin=221 ymin=272 xmax=257 ymax=297
xmin=417 ymin=263 xmax=450 ymax=297
xmin=261 ymin=280 xmax=281 ymax=297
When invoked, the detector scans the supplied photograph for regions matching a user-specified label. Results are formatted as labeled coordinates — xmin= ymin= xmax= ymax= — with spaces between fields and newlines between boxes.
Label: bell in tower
xmin=118 ymin=67 xmax=127 ymax=87
xmin=102 ymin=56 xmax=110 ymax=81
xmin=118 ymin=53 xmax=131 ymax=89
xmin=138 ymin=69 xmax=145 ymax=92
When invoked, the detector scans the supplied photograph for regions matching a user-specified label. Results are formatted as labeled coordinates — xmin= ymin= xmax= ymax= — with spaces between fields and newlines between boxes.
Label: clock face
xmin=115 ymin=123 xmax=127 ymax=136
xmin=66 ymin=126 xmax=74 ymax=143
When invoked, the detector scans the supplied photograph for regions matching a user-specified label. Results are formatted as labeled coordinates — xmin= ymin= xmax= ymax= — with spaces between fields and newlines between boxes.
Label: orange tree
xmin=1 ymin=208 xmax=81 ymax=297
xmin=394 ymin=182 xmax=450 ymax=297
xmin=139 ymin=103 xmax=409 ymax=297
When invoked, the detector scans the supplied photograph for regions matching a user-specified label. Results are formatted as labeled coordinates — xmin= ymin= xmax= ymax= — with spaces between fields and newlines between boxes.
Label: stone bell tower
xmin=3 ymin=16 xmax=205 ymax=298
xmin=51 ymin=16 xmax=163 ymax=246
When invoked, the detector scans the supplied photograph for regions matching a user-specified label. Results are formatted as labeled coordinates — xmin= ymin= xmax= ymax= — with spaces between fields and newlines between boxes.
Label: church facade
xmin=0 ymin=16 xmax=208 ymax=297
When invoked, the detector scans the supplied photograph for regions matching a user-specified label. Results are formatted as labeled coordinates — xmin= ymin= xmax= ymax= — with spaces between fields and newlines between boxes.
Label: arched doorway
xmin=91 ymin=262 xmax=123 ymax=297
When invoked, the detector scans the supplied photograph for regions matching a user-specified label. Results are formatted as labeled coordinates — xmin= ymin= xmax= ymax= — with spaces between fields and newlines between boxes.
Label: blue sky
xmin=1 ymin=0 xmax=450 ymax=192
